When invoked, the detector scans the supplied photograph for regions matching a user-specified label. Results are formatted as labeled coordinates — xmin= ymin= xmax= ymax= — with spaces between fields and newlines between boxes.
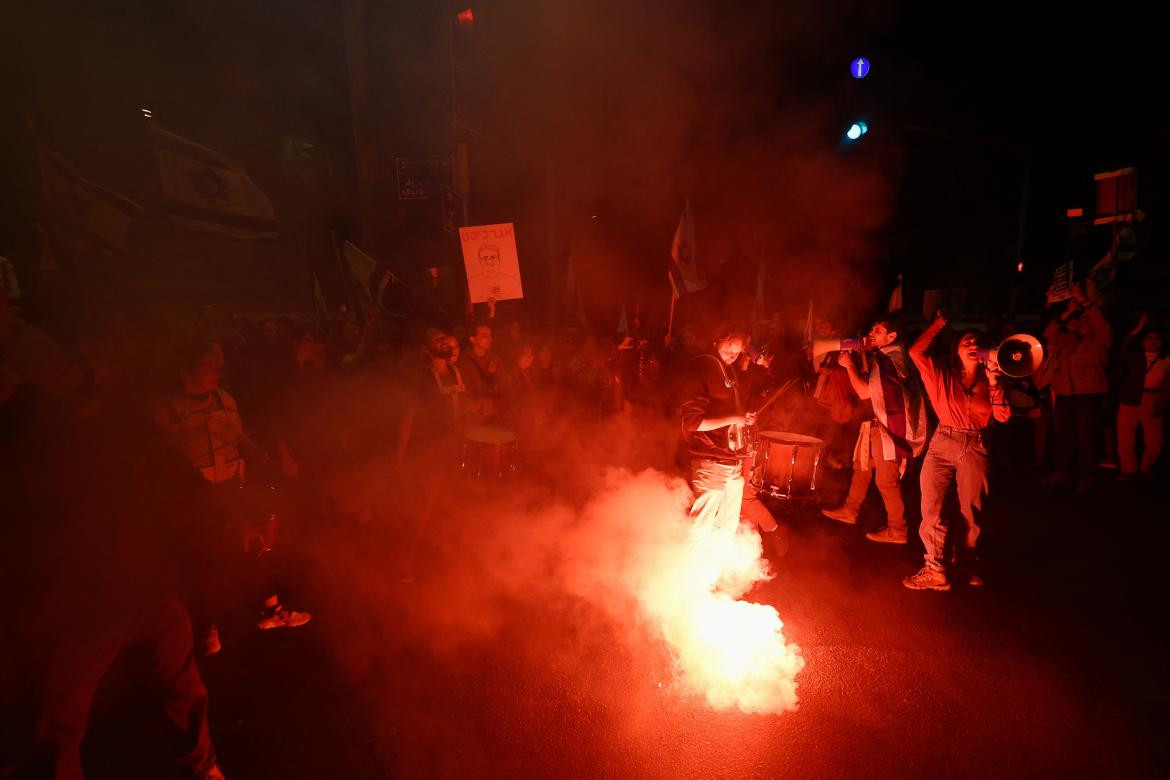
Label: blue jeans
xmin=918 ymin=427 xmax=990 ymax=573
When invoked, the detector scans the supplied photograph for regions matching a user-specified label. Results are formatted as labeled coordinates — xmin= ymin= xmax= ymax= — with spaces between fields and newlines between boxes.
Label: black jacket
xmin=679 ymin=354 xmax=744 ymax=461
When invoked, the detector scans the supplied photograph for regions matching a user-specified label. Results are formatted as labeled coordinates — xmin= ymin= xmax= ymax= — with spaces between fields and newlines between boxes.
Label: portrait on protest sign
xmin=458 ymin=223 xmax=523 ymax=303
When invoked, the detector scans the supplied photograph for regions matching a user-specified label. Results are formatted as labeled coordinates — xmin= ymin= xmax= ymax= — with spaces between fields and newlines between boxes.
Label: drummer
xmin=820 ymin=314 xmax=928 ymax=544
xmin=679 ymin=322 xmax=785 ymax=550
xmin=396 ymin=329 xmax=466 ymax=462
xmin=390 ymin=329 xmax=469 ymax=581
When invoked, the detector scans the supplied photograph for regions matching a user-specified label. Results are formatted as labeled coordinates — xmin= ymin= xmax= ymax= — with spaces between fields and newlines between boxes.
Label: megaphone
xmin=812 ymin=337 xmax=867 ymax=361
xmin=978 ymin=333 xmax=1044 ymax=378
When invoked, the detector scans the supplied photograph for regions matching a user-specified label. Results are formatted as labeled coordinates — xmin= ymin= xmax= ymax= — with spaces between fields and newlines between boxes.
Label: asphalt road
xmin=63 ymin=461 xmax=1170 ymax=778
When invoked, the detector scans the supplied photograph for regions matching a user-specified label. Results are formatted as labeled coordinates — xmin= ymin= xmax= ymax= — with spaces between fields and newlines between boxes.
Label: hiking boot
xmin=821 ymin=507 xmax=858 ymax=525
xmin=199 ymin=625 xmax=221 ymax=656
xmin=865 ymin=526 xmax=908 ymax=544
xmin=902 ymin=566 xmax=951 ymax=591
xmin=257 ymin=604 xmax=312 ymax=630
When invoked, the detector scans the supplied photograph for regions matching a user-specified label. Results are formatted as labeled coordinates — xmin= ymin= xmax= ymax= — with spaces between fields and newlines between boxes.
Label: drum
xmin=751 ymin=431 xmax=824 ymax=499
xmin=461 ymin=425 xmax=518 ymax=480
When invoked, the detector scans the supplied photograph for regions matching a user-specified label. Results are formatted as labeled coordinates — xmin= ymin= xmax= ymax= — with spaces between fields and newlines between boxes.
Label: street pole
xmin=341 ymin=0 xmax=379 ymax=251
xmin=447 ymin=7 xmax=470 ymax=227
xmin=1012 ymin=155 xmax=1030 ymax=317
xmin=448 ymin=6 xmax=475 ymax=322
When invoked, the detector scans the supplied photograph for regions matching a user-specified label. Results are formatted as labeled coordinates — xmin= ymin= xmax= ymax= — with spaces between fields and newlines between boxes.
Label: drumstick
xmin=751 ymin=378 xmax=801 ymax=417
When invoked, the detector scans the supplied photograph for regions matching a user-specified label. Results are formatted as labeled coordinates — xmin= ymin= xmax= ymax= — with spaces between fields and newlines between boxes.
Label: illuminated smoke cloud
xmin=562 ymin=468 xmax=803 ymax=714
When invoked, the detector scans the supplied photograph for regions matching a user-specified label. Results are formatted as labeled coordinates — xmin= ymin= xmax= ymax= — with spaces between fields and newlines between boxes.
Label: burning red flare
xmin=576 ymin=470 xmax=804 ymax=715
xmin=648 ymin=499 xmax=803 ymax=713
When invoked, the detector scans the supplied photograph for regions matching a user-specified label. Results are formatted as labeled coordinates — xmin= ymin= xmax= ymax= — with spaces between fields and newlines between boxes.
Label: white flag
xmin=668 ymin=200 xmax=704 ymax=298
xmin=150 ymin=125 xmax=278 ymax=239
xmin=36 ymin=138 xmax=143 ymax=255
xmin=1046 ymin=261 xmax=1074 ymax=306
xmin=887 ymin=274 xmax=903 ymax=313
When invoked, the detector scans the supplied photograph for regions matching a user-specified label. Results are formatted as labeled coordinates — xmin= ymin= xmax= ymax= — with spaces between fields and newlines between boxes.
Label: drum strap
xmin=700 ymin=354 xmax=741 ymax=412
xmin=431 ymin=365 xmax=466 ymax=415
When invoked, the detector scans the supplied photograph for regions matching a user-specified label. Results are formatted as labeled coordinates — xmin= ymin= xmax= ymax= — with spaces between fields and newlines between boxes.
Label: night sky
xmin=2 ymin=1 xmax=1165 ymax=326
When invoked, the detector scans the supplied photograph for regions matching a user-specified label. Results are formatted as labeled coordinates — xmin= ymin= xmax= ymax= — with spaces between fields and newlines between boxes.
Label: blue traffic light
xmin=845 ymin=121 xmax=868 ymax=141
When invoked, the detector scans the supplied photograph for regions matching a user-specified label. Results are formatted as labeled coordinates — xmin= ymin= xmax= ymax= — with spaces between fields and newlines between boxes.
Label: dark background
xmin=2 ymin=0 xmax=1166 ymax=329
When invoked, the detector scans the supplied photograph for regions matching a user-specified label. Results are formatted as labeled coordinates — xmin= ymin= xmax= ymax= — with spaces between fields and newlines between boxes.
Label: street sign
xmin=851 ymin=57 xmax=870 ymax=79
xmin=1093 ymin=167 xmax=1136 ymax=225
xmin=395 ymin=156 xmax=453 ymax=200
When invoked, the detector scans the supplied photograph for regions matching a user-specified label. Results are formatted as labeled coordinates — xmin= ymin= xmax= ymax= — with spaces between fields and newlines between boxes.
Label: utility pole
xmin=448 ymin=3 xmax=477 ymax=321
xmin=341 ymin=0 xmax=380 ymax=251
xmin=448 ymin=5 xmax=473 ymax=228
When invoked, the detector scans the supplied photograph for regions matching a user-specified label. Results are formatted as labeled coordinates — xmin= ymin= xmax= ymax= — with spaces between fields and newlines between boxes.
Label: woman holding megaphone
xmin=904 ymin=312 xmax=1011 ymax=591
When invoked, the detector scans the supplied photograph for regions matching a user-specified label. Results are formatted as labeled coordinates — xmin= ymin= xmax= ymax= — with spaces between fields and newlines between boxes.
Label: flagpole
xmin=666 ymin=292 xmax=677 ymax=347
xmin=802 ymin=298 xmax=814 ymax=364
xmin=329 ymin=228 xmax=362 ymax=324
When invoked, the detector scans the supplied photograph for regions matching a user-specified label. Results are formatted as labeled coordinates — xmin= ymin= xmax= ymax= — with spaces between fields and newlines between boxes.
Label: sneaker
xmin=963 ymin=569 xmax=985 ymax=587
xmin=199 ymin=625 xmax=221 ymax=656
xmin=821 ymin=507 xmax=858 ymax=525
xmin=902 ymin=566 xmax=951 ymax=591
xmin=257 ymin=604 xmax=312 ymax=630
xmin=865 ymin=526 xmax=908 ymax=544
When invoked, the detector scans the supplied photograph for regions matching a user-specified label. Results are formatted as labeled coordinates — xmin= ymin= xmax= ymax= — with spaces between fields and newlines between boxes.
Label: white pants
xmin=689 ymin=459 xmax=746 ymax=534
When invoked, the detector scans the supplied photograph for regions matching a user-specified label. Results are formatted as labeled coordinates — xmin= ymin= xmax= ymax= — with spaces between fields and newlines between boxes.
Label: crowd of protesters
xmin=809 ymin=280 xmax=1168 ymax=589
xmin=2 ymin=267 xmax=1167 ymax=775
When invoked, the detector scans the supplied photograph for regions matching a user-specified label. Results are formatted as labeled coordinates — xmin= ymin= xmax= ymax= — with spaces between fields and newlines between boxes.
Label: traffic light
xmin=842 ymin=54 xmax=872 ymax=145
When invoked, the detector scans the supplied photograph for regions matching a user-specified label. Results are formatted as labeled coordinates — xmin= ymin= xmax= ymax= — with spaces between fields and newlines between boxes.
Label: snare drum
xmin=751 ymin=431 xmax=824 ymax=499
xmin=461 ymin=425 xmax=518 ymax=480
